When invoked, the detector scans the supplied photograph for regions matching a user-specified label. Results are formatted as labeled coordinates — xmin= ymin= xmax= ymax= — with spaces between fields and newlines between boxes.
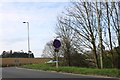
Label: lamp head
xmin=23 ymin=22 xmax=26 ymax=23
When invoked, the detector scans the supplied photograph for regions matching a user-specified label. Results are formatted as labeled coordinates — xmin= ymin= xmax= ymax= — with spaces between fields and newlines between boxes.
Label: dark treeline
xmin=1 ymin=50 xmax=34 ymax=58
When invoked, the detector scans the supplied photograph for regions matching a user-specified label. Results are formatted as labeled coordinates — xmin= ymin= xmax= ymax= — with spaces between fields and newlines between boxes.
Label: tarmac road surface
xmin=1 ymin=67 xmax=119 ymax=80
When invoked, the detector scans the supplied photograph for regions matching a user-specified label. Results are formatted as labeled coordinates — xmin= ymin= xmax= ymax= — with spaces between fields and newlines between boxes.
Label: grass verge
xmin=21 ymin=63 xmax=119 ymax=77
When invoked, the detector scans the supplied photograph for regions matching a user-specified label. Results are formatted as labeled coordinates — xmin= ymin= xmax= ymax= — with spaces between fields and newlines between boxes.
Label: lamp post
xmin=23 ymin=22 xmax=30 ymax=58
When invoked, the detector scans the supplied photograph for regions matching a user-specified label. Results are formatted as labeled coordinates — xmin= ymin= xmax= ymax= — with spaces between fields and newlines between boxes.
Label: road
xmin=1 ymin=67 xmax=119 ymax=80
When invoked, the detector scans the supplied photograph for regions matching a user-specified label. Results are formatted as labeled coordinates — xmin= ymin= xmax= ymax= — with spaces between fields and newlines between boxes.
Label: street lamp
xmin=23 ymin=22 xmax=31 ymax=58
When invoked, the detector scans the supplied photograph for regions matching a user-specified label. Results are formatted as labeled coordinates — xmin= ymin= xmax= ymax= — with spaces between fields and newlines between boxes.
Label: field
xmin=1 ymin=58 xmax=50 ymax=67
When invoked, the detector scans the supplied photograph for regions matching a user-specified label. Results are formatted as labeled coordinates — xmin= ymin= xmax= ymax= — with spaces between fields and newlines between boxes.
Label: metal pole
xmin=56 ymin=51 xmax=58 ymax=68
xmin=27 ymin=22 xmax=30 ymax=53
xmin=27 ymin=22 xmax=31 ymax=58
xmin=23 ymin=22 xmax=30 ymax=58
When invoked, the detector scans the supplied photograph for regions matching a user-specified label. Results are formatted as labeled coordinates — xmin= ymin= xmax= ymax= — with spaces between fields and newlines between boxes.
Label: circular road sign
xmin=53 ymin=39 xmax=61 ymax=49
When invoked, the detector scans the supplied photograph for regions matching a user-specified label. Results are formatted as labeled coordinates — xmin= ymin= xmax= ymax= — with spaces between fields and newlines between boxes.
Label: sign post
xmin=53 ymin=39 xmax=61 ymax=68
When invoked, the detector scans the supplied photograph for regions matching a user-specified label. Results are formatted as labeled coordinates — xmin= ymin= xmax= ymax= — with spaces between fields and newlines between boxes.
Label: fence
xmin=1 ymin=58 xmax=50 ymax=67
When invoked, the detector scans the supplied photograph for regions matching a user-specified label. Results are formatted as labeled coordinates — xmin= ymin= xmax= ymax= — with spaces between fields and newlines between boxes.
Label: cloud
xmin=0 ymin=0 xmax=70 ymax=2
xmin=0 ymin=2 xmax=68 ymax=57
xmin=0 ymin=0 xmax=119 ymax=3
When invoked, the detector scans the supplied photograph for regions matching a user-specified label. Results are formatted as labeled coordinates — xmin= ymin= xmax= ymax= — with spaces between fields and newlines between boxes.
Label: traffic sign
xmin=53 ymin=39 xmax=61 ymax=68
xmin=53 ymin=39 xmax=61 ymax=49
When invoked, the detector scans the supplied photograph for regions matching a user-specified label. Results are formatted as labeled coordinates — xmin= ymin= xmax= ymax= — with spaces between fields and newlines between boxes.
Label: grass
xmin=21 ymin=63 xmax=119 ymax=77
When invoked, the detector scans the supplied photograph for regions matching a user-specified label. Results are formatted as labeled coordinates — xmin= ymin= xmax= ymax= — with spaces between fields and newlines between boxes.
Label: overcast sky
xmin=0 ymin=1 xmax=70 ymax=57
xmin=0 ymin=0 xmax=119 ymax=58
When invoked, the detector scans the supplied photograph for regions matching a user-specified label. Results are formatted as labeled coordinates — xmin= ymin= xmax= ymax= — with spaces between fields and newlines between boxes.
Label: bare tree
xmin=96 ymin=2 xmax=104 ymax=68
xmin=102 ymin=2 xmax=120 ymax=68
xmin=55 ymin=1 xmax=119 ymax=68
xmin=56 ymin=16 xmax=75 ymax=66
xmin=104 ymin=2 xmax=115 ymax=68
xmin=64 ymin=2 xmax=100 ymax=68
xmin=111 ymin=2 xmax=120 ymax=47
xmin=42 ymin=41 xmax=55 ymax=58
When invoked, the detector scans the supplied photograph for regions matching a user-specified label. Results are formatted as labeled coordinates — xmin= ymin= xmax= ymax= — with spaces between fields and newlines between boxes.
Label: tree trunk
xmin=118 ymin=33 xmax=120 ymax=47
xmin=118 ymin=2 xmax=120 ymax=47
xmin=92 ymin=38 xmax=99 ymax=68
xmin=106 ymin=2 xmax=115 ymax=68
xmin=96 ymin=2 xmax=103 ymax=69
